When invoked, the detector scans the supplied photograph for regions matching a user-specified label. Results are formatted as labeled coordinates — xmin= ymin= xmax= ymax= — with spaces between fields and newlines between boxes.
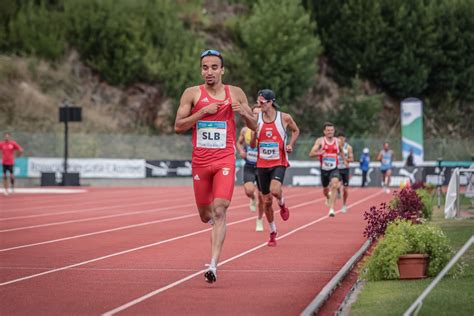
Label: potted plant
xmin=362 ymin=220 xmax=453 ymax=281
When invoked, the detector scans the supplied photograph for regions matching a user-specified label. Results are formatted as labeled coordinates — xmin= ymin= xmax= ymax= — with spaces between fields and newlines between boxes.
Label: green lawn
xmin=350 ymin=206 xmax=474 ymax=316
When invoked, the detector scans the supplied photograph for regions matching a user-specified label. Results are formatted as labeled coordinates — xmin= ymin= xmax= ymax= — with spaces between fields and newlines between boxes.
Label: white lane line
xmin=0 ymin=193 xmax=327 ymax=287
xmin=0 ymin=191 xmax=313 ymax=251
xmin=2 ymin=189 xmax=191 ymax=213
xmin=0 ymin=194 xmax=193 ymax=221
xmin=0 ymin=203 xmax=195 ymax=233
xmin=102 ymin=190 xmax=382 ymax=316
xmin=0 ymin=267 xmax=338 ymax=273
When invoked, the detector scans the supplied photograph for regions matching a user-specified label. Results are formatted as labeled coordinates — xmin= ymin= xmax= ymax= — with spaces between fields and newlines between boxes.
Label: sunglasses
xmin=200 ymin=49 xmax=222 ymax=58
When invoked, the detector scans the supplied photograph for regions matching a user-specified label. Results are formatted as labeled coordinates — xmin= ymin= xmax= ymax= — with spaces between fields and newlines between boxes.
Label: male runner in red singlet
xmin=0 ymin=132 xmax=23 ymax=196
xmin=174 ymin=49 xmax=257 ymax=283
xmin=253 ymin=89 xmax=300 ymax=247
xmin=309 ymin=122 xmax=341 ymax=217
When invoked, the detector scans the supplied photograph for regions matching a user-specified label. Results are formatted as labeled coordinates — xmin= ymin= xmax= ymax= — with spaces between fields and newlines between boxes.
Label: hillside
xmin=0 ymin=0 xmax=473 ymax=141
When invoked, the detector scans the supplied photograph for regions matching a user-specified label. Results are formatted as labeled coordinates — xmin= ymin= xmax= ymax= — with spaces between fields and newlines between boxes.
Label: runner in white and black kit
xmin=236 ymin=105 xmax=265 ymax=231
xmin=309 ymin=122 xmax=341 ymax=217
xmin=337 ymin=131 xmax=353 ymax=213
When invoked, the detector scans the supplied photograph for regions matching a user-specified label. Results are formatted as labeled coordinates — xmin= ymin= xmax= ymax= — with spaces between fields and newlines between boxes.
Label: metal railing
xmin=404 ymin=236 xmax=474 ymax=316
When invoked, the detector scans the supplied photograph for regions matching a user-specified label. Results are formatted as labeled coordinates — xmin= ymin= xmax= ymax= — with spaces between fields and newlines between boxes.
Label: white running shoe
xmin=385 ymin=187 xmax=391 ymax=194
xmin=249 ymin=198 xmax=257 ymax=212
xmin=328 ymin=209 xmax=335 ymax=217
xmin=3 ymin=190 xmax=8 ymax=196
xmin=204 ymin=264 xmax=217 ymax=283
xmin=342 ymin=205 xmax=347 ymax=213
xmin=256 ymin=218 xmax=264 ymax=232
xmin=9 ymin=187 xmax=14 ymax=194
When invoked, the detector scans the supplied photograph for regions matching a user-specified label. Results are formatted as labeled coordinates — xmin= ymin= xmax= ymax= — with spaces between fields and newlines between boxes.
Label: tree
xmin=238 ymin=0 xmax=321 ymax=105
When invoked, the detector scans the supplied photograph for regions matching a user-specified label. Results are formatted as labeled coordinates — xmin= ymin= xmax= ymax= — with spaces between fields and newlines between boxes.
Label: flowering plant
xmin=362 ymin=220 xmax=456 ymax=281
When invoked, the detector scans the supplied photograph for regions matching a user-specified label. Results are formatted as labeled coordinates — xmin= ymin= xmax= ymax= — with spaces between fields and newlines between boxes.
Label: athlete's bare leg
xmin=3 ymin=173 xmax=9 ymax=195
xmin=257 ymin=191 xmax=265 ymax=220
xmin=262 ymin=194 xmax=274 ymax=224
xmin=198 ymin=200 xmax=229 ymax=264
xmin=328 ymin=177 xmax=339 ymax=216
xmin=243 ymin=182 xmax=256 ymax=199
xmin=343 ymin=186 xmax=349 ymax=205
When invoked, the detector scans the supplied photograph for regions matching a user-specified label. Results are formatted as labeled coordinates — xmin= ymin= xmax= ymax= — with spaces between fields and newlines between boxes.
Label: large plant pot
xmin=397 ymin=253 xmax=429 ymax=279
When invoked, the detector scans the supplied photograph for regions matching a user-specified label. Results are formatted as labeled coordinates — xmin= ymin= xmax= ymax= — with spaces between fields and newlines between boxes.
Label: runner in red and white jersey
xmin=174 ymin=49 xmax=256 ymax=283
xmin=309 ymin=122 xmax=341 ymax=217
xmin=252 ymin=89 xmax=300 ymax=247
xmin=0 ymin=132 xmax=23 ymax=196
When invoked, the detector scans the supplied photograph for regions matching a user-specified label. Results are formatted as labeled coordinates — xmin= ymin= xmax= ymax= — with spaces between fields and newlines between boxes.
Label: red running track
xmin=0 ymin=186 xmax=390 ymax=315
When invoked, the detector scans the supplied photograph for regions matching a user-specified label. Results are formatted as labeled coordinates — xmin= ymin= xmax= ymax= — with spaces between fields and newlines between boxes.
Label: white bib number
xmin=197 ymin=121 xmax=227 ymax=149
xmin=322 ymin=156 xmax=337 ymax=170
xmin=246 ymin=148 xmax=258 ymax=163
xmin=259 ymin=142 xmax=280 ymax=160
xmin=382 ymin=158 xmax=391 ymax=165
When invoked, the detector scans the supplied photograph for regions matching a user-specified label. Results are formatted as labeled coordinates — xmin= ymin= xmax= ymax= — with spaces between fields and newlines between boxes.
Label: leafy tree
xmin=331 ymin=77 xmax=383 ymax=137
xmin=238 ymin=0 xmax=321 ymax=105
xmin=8 ymin=1 xmax=66 ymax=60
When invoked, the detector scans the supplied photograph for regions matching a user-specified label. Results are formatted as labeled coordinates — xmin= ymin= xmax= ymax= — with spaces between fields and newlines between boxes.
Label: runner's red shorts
xmin=192 ymin=162 xmax=235 ymax=205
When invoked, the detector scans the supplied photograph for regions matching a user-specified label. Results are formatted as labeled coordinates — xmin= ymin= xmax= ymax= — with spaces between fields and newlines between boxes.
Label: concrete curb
xmin=300 ymin=239 xmax=372 ymax=316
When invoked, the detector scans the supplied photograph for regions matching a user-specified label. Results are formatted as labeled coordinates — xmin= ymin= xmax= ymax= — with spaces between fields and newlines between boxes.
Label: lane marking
xmin=0 ymin=192 xmax=328 ymax=287
xmin=0 ymin=191 xmax=314 ymax=251
xmin=102 ymin=190 xmax=382 ymax=315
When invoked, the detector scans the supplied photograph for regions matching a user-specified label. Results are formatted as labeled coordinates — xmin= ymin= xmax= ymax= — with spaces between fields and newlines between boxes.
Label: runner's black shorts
xmin=339 ymin=168 xmax=350 ymax=186
xmin=257 ymin=166 xmax=286 ymax=195
xmin=321 ymin=168 xmax=340 ymax=188
xmin=243 ymin=163 xmax=258 ymax=185
xmin=2 ymin=164 xmax=13 ymax=175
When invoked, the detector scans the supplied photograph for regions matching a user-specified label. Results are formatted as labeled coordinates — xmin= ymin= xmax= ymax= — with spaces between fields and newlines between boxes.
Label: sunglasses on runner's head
xmin=200 ymin=50 xmax=221 ymax=58
xmin=200 ymin=49 xmax=224 ymax=66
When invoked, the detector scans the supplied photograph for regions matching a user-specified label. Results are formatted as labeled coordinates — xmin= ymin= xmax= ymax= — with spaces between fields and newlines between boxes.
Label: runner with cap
xmin=252 ymin=89 xmax=300 ymax=246
xmin=337 ymin=131 xmax=353 ymax=213
xmin=236 ymin=105 xmax=265 ymax=231
xmin=175 ymin=49 xmax=257 ymax=283
xmin=309 ymin=122 xmax=341 ymax=217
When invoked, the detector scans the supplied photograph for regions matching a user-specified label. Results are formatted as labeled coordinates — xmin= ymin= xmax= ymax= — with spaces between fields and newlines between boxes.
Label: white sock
xmin=278 ymin=196 xmax=285 ymax=206
xmin=210 ymin=258 xmax=217 ymax=268
xmin=269 ymin=221 xmax=277 ymax=233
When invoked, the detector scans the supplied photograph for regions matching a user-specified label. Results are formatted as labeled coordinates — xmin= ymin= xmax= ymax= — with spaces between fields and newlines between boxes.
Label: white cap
xmin=363 ymin=148 xmax=369 ymax=154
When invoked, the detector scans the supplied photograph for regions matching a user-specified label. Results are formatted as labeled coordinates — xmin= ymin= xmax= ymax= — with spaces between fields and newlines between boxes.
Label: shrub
xmin=389 ymin=187 xmax=424 ymax=223
xmin=416 ymin=188 xmax=434 ymax=220
xmin=237 ymin=0 xmax=321 ymax=105
xmin=362 ymin=220 xmax=454 ymax=281
xmin=363 ymin=202 xmax=398 ymax=240
xmin=8 ymin=1 xmax=66 ymax=60
xmin=364 ymin=187 xmax=425 ymax=239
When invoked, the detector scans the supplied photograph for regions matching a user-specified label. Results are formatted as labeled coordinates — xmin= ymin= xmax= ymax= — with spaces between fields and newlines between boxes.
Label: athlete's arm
xmin=283 ymin=113 xmax=300 ymax=153
xmin=347 ymin=145 xmax=354 ymax=163
xmin=377 ymin=150 xmax=383 ymax=161
xmin=236 ymin=128 xmax=247 ymax=159
xmin=14 ymin=142 xmax=24 ymax=157
xmin=174 ymin=87 xmax=221 ymax=133
xmin=309 ymin=138 xmax=324 ymax=158
xmin=230 ymin=87 xmax=257 ymax=131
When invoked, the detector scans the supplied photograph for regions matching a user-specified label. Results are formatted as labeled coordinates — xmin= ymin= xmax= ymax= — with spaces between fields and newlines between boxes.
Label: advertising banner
xmin=401 ymin=98 xmax=424 ymax=164
xmin=28 ymin=158 xmax=146 ymax=178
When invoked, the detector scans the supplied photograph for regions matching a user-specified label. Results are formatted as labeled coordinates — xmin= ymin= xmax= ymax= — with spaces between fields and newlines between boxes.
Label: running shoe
xmin=256 ymin=218 xmax=264 ymax=232
xmin=328 ymin=209 xmax=335 ymax=217
xmin=280 ymin=204 xmax=290 ymax=221
xmin=341 ymin=205 xmax=347 ymax=213
xmin=385 ymin=187 xmax=391 ymax=194
xmin=204 ymin=264 xmax=217 ymax=283
xmin=249 ymin=198 xmax=257 ymax=212
xmin=268 ymin=231 xmax=277 ymax=247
